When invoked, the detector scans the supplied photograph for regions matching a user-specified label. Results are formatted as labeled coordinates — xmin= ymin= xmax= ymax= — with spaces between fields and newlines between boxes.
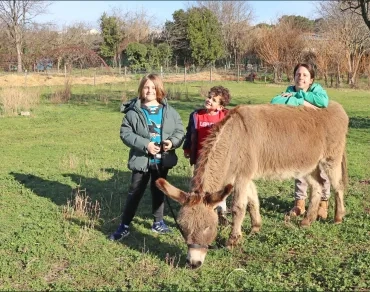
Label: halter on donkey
xmin=157 ymin=101 xmax=349 ymax=269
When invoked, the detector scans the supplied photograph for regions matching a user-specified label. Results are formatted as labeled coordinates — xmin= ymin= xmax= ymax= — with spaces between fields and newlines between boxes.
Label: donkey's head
xmin=156 ymin=178 xmax=233 ymax=269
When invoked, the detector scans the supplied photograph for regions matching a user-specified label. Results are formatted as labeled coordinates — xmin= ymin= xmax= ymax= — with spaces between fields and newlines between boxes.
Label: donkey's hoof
xmin=300 ymin=218 xmax=311 ymax=228
xmin=334 ymin=218 xmax=343 ymax=224
xmin=226 ymin=234 xmax=241 ymax=248
xmin=250 ymin=226 xmax=260 ymax=234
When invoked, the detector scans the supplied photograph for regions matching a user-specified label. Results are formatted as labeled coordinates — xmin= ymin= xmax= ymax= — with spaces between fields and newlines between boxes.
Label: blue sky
xmin=36 ymin=1 xmax=318 ymax=29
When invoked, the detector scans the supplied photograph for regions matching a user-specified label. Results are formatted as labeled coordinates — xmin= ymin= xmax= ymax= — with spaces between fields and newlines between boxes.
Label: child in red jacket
xmin=183 ymin=86 xmax=231 ymax=223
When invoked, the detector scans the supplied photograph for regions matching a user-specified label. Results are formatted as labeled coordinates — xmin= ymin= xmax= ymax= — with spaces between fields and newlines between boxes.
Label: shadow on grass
xmin=10 ymin=169 xmax=187 ymax=264
xmin=260 ymin=196 xmax=292 ymax=214
xmin=43 ymin=91 xmax=204 ymax=116
xmin=349 ymin=116 xmax=370 ymax=129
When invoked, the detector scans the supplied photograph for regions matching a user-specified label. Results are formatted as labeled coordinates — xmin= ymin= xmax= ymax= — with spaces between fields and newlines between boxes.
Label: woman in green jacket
xmin=271 ymin=62 xmax=331 ymax=220
xmin=109 ymin=74 xmax=185 ymax=241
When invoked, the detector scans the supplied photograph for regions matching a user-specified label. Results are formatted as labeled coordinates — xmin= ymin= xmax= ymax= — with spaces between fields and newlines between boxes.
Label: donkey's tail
xmin=341 ymin=150 xmax=348 ymax=190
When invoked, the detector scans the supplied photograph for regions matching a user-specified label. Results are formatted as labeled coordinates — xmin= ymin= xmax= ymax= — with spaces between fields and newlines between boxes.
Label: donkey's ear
xmin=205 ymin=184 xmax=233 ymax=208
xmin=156 ymin=178 xmax=188 ymax=205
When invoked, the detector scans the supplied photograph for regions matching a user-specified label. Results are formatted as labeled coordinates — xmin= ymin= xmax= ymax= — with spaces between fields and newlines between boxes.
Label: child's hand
xmin=162 ymin=140 xmax=172 ymax=151
xmin=148 ymin=142 xmax=161 ymax=155
xmin=281 ymin=92 xmax=293 ymax=98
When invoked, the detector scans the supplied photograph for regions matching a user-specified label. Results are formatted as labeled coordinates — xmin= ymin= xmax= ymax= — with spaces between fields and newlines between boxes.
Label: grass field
xmin=1 ymin=80 xmax=370 ymax=291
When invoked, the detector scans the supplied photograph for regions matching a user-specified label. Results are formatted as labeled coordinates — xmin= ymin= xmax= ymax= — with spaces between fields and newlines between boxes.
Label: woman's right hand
xmin=147 ymin=142 xmax=161 ymax=155
xmin=280 ymin=92 xmax=293 ymax=98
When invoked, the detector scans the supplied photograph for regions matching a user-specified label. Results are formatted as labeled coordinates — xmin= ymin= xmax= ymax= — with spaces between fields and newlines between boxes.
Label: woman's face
xmin=294 ymin=66 xmax=313 ymax=92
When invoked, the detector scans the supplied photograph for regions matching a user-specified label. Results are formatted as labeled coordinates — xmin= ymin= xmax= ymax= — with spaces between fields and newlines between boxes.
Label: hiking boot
xmin=152 ymin=220 xmax=171 ymax=234
xmin=108 ymin=224 xmax=130 ymax=241
xmin=317 ymin=200 xmax=329 ymax=220
xmin=289 ymin=199 xmax=306 ymax=217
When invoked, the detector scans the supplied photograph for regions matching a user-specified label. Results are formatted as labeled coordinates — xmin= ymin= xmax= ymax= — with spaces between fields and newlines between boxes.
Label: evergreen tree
xmin=125 ymin=42 xmax=147 ymax=72
xmin=187 ymin=7 xmax=224 ymax=67
xmin=99 ymin=12 xmax=122 ymax=66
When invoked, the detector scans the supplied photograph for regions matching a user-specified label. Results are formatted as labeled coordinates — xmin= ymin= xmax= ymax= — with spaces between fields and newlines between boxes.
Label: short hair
xmin=138 ymin=74 xmax=166 ymax=103
xmin=293 ymin=63 xmax=316 ymax=81
xmin=209 ymin=85 xmax=231 ymax=106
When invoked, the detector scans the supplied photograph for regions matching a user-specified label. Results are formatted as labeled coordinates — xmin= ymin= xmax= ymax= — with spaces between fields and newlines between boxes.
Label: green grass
xmin=1 ymin=80 xmax=369 ymax=290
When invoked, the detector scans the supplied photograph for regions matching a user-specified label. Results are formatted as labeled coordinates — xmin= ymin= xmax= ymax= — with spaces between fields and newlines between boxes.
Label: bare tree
xmin=22 ymin=22 xmax=58 ymax=71
xmin=318 ymin=1 xmax=370 ymax=86
xmin=0 ymin=0 xmax=50 ymax=72
xmin=254 ymin=21 xmax=307 ymax=83
xmin=340 ymin=0 xmax=370 ymax=31
xmin=52 ymin=23 xmax=102 ymax=71
xmin=108 ymin=6 xmax=153 ymax=71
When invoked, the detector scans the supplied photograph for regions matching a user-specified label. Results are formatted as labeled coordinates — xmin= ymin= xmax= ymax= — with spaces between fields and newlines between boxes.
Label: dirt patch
xmin=0 ymin=71 xmax=237 ymax=88
xmin=0 ymin=73 xmax=132 ymax=87
xmin=162 ymin=71 xmax=232 ymax=82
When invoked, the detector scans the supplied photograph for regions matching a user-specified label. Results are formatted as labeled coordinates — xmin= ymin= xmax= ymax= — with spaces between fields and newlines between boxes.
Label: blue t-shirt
xmin=141 ymin=104 xmax=163 ymax=165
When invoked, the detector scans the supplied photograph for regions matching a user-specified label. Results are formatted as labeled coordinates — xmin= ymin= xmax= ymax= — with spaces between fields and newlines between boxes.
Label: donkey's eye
xmin=203 ymin=226 xmax=210 ymax=233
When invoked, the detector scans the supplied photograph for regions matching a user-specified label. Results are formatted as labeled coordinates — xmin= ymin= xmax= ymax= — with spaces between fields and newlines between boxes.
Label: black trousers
xmin=121 ymin=166 xmax=169 ymax=226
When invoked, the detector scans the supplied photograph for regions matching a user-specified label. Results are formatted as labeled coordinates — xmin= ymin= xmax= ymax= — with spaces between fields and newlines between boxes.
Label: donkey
xmin=156 ymin=101 xmax=348 ymax=269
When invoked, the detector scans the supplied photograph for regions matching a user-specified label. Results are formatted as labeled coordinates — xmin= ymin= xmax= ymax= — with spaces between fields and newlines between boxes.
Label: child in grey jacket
xmin=109 ymin=74 xmax=184 ymax=241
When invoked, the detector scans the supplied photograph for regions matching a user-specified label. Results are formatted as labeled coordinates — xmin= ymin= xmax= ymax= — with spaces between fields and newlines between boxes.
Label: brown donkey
xmin=156 ymin=101 xmax=348 ymax=269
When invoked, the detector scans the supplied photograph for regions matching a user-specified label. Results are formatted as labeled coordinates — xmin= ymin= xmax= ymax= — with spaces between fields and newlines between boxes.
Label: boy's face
xmin=204 ymin=92 xmax=223 ymax=112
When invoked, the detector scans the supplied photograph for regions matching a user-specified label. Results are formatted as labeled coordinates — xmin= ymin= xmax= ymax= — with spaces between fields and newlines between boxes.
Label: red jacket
xmin=183 ymin=108 xmax=228 ymax=165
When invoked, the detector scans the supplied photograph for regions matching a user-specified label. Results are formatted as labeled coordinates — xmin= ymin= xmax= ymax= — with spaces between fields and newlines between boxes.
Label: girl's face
xmin=204 ymin=93 xmax=223 ymax=113
xmin=141 ymin=79 xmax=158 ymax=105
xmin=294 ymin=66 xmax=313 ymax=92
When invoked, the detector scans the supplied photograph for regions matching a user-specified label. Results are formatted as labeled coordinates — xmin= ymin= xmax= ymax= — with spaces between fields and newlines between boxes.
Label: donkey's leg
xmin=301 ymin=167 xmax=322 ymax=227
xmin=226 ymin=180 xmax=251 ymax=248
xmin=246 ymin=181 xmax=261 ymax=233
xmin=322 ymin=159 xmax=346 ymax=223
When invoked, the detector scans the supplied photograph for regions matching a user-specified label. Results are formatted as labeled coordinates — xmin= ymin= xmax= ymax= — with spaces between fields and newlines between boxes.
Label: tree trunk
xmin=15 ymin=25 xmax=23 ymax=73
xmin=324 ymin=73 xmax=328 ymax=87
xmin=273 ymin=66 xmax=278 ymax=83
xmin=336 ymin=64 xmax=341 ymax=88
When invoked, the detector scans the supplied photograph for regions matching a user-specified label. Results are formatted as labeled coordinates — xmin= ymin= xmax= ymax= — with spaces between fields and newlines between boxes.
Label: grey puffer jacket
xmin=120 ymin=97 xmax=185 ymax=171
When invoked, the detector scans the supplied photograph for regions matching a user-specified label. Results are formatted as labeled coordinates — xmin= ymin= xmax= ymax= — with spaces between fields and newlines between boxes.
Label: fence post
xmin=160 ymin=66 xmax=163 ymax=78
xmin=24 ymin=70 xmax=27 ymax=86
xmin=210 ymin=66 xmax=212 ymax=82
xmin=94 ymin=68 xmax=96 ymax=86
xmin=184 ymin=66 xmax=187 ymax=83
xmin=237 ymin=64 xmax=240 ymax=83
xmin=64 ymin=64 xmax=67 ymax=79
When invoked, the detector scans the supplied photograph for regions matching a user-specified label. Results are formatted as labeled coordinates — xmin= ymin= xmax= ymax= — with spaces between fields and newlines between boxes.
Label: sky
xmin=36 ymin=1 xmax=318 ymax=29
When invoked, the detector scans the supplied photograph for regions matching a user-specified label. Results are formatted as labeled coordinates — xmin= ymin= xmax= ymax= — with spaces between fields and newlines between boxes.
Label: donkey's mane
xmin=191 ymin=106 xmax=242 ymax=193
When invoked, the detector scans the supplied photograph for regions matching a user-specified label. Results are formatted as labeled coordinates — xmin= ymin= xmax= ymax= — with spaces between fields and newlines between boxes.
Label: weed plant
xmin=0 ymin=87 xmax=41 ymax=115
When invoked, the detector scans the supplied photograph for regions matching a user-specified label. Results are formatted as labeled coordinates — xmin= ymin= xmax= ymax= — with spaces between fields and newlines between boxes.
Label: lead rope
xmin=154 ymin=163 xmax=186 ymax=239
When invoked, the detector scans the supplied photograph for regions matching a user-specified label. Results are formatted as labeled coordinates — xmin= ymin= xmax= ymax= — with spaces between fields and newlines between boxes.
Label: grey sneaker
xmin=151 ymin=220 xmax=171 ymax=234
xmin=108 ymin=224 xmax=130 ymax=241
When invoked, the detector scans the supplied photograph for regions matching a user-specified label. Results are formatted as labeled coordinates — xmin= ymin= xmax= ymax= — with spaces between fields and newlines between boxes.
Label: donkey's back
xmin=233 ymin=101 xmax=348 ymax=180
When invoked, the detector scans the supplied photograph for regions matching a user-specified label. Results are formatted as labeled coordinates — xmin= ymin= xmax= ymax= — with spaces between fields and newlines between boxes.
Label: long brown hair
xmin=138 ymin=74 xmax=166 ymax=103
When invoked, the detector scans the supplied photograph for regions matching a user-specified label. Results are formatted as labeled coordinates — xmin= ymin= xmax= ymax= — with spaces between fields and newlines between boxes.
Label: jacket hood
xmin=120 ymin=98 xmax=139 ymax=113
xmin=120 ymin=97 xmax=168 ymax=113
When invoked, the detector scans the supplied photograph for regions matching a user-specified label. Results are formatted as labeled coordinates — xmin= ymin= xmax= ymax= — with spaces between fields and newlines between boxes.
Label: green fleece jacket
xmin=120 ymin=98 xmax=185 ymax=172
xmin=270 ymin=83 xmax=329 ymax=108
